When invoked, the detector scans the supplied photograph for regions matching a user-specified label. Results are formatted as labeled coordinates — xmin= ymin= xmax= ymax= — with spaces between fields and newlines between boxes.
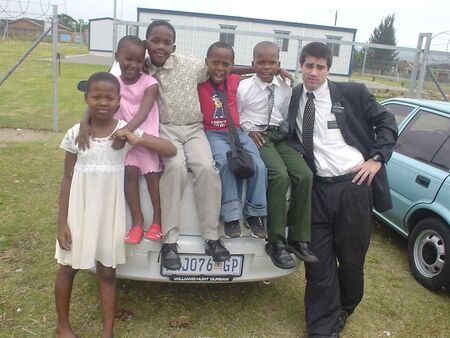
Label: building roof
xmin=10 ymin=18 xmax=45 ymax=27
xmin=137 ymin=7 xmax=357 ymax=34
xmin=7 ymin=17 xmax=74 ymax=32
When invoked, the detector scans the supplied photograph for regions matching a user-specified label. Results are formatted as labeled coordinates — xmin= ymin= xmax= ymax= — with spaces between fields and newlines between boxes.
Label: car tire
xmin=407 ymin=218 xmax=450 ymax=292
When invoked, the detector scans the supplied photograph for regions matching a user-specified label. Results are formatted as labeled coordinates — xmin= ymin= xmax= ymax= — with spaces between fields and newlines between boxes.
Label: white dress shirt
xmin=237 ymin=74 xmax=292 ymax=132
xmin=295 ymin=81 xmax=364 ymax=177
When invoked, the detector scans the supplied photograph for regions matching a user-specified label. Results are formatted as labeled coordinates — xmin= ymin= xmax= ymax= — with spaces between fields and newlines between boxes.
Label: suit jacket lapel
xmin=328 ymin=81 xmax=348 ymax=140
xmin=288 ymin=85 xmax=303 ymax=136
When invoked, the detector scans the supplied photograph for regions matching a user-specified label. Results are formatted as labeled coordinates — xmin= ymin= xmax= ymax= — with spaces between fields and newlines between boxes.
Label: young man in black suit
xmin=287 ymin=42 xmax=398 ymax=338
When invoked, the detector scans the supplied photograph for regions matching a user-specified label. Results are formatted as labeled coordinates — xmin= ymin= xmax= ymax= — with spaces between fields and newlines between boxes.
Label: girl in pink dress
xmin=112 ymin=35 xmax=164 ymax=244
xmin=79 ymin=36 xmax=163 ymax=243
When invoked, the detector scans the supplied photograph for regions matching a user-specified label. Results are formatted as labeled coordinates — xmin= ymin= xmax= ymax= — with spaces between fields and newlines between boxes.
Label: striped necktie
xmin=266 ymin=84 xmax=275 ymax=129
xmin=302 ymin=91 xmax=316 ymax=172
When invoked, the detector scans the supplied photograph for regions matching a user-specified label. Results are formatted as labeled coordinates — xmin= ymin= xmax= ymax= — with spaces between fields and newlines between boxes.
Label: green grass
xmin=0 ymin=137 xmax=449 ymax=337
xmin=1 ymin=39 xmax=449 ymax=131
xmin=351 ymin=73 xmax=410 ymax=88
xmin=0 ymin=40 xmax=109 ymax=131
xmin=0 ymin=40 xmax=449 ymax=337
xmin=351 ymin=73 xmax=450 ymax=101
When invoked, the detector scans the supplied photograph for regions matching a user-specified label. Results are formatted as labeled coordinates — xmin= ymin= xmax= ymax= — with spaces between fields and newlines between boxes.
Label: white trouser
xmin=159 ymin=123 xmax=221 ymax=243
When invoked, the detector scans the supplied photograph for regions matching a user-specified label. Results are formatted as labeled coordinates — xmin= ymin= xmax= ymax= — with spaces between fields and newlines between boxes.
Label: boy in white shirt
xmin=237 ymin=41 xmax=318 ymax=269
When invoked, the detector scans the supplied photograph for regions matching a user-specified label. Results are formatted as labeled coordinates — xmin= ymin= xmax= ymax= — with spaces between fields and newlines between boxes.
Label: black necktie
xmin=302 ymin=92 xmax=316 ymax=172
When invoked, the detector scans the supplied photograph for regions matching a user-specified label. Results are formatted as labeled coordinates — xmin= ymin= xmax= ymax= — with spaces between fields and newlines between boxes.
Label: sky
xmin=2 ymin=0 xmax=450 ymax=51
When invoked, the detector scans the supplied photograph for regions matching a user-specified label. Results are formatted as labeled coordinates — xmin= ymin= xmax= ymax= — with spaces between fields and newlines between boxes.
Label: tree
xmin=351 ymin=47 xmax=366 ymax=72
xmin=75 ymin=19 xmax=88 ymax=32
xmin=58 ymin=13 xmax=77 ymax=30
xmin=366 ymin=14 xmax=399 ymax=74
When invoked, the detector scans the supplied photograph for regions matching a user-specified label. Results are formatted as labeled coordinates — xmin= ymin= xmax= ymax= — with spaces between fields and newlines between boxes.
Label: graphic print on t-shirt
xmin=211 ymin=93 xmax=227 ymax=128
xmin=212 ymin=94 xmax=224 ymax=118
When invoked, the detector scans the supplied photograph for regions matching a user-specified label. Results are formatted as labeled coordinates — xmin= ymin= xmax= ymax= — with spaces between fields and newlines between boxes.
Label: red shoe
xmin=144 ymin=223 xmax=162 ymax=241
xmin=124 ymin=226 xmax=144 ymax=244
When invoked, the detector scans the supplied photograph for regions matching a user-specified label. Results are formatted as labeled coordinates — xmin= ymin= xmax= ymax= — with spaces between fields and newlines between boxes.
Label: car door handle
xmin=415 ymin=175 xmax=430 ymax=188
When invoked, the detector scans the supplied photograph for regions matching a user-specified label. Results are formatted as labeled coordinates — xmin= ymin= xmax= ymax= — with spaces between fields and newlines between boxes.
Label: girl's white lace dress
xmin=55 ymin=120 xmax=143 ymax=269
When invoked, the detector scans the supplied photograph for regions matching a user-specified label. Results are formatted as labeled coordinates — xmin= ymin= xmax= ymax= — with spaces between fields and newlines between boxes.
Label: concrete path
xmin=61 ymin=54 xmax=112 ymax=65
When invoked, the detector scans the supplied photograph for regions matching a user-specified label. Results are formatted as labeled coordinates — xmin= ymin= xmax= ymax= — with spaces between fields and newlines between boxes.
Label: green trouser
xmin=258 ymin=129 xmax=313 ymax=243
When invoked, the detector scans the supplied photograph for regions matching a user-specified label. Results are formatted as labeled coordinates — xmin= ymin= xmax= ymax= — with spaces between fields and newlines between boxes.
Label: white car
xmin=78 ymin=71 xmax=297 ymax=283
xmin=117 ymin=176 xmax=297 ymax=282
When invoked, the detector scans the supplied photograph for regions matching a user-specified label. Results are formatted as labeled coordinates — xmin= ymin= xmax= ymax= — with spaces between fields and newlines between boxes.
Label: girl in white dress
xmin=54 ymin=72 xmax=176 ymax=338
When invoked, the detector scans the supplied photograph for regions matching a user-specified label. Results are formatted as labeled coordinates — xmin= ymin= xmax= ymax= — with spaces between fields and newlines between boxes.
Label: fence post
xmin=52 ymin=5 xmax=58 ymax=132
xmin=408 ymin=33 xmax=431 ymax=99
xmin=361 ymin=48 xmax=367 ymax=75
xmin=416 ymin=33 xmax=432 ymax=99
xmin=112 ymin=0 xmax=118 ymax=63
xmin=294 ymin=39 xmax=302 ymax=85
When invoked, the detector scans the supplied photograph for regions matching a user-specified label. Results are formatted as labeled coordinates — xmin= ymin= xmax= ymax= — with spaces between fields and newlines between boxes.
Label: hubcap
xmin=413 ymin=229 xmax=446 ymax=278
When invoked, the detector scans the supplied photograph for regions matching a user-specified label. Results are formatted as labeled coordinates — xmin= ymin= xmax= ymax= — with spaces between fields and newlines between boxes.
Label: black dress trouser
xmin=304 ymin=179 xmax=373 ymax=337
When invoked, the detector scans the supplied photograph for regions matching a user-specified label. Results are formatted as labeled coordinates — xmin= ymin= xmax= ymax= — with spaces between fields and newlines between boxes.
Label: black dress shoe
xmin=265 ymin=241 xmax=296 ymax=269
xmin=160 ymin=243 xmax=181 ymax=270
xmin=205 ymin=239 xmax=231 ymax=262
xmin=287 ymin=241 xmax=319 ymax=262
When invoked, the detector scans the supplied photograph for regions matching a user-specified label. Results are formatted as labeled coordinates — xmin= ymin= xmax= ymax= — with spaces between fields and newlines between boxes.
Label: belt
xmin=255 ymin=125 xmax=281 ymax=131
xmin=314 ymin=172 xmax=357 ymax=184
xmin=266 ymin=125 xmax=281 ymax=131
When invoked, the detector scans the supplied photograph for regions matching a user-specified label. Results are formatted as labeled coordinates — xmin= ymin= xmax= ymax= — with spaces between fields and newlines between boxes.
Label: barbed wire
xmin=429 ymin=31 xmax=450 ymax=64
xmin=39 ymin=0 xmax=50 ymax=17
xmin=0 ymin=0 xmax=52 ymax=20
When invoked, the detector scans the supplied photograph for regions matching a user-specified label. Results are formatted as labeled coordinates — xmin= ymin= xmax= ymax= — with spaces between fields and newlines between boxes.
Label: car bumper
xmin=115 ymin=234 xmax=298 ymax=283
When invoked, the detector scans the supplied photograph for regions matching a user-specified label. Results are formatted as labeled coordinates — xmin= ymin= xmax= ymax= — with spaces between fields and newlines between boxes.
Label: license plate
xmin=160 ymin=254 xmax=243 ymax=281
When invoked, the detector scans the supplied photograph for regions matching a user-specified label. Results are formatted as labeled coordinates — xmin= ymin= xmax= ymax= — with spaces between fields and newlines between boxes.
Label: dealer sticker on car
xmin=161 ymin=254 xmax=244 ymax=281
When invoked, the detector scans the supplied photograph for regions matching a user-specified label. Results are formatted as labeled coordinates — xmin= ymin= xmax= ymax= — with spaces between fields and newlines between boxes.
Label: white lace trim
xmin=74 ymin=163 xmax=125 ymax=173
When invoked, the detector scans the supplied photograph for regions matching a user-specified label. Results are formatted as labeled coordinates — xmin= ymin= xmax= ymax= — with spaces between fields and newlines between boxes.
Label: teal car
xmin=376 ymin=98 xmax=450 ymax=292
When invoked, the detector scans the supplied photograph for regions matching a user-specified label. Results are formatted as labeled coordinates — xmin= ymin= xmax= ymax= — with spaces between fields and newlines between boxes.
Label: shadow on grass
xmin=112 ymin=276 xmax=306 ymax=337
xmin=373 ymin=218 xmax=408 ymax=250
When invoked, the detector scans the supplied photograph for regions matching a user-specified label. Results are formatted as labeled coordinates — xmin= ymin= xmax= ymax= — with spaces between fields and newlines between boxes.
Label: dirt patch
xmin=0 ymin=128 xmax=53 ymax=144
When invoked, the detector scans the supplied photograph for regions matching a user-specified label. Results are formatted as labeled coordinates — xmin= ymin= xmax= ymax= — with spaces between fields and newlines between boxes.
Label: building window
xmin=274 ymin=30 xmax=290 ymax=52
xmin=127 ymin=25 xmax=137 ymax=36
xmin=219 ymin=25 xmax=236 ymax=47
xmin=326 ymin=35 xmax=342 ymax=56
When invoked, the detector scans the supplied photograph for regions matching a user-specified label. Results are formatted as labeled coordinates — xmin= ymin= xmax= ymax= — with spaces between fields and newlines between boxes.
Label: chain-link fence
xmin=0 ymin=1 xmax=55 ymax=130
xmin=0 ymin=1 xmax=91 ymax=131
xmin=350 ymin=38 xmax=450 ymax=101
xmin=2 ymin=9 xmax=449 ymax=131
xmin=102 ymin=19 xmax=448 ymax=101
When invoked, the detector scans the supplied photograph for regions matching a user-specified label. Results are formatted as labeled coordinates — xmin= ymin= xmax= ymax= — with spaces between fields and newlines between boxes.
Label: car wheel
xmin=407 ymin=218 xmax=450 ymax=292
